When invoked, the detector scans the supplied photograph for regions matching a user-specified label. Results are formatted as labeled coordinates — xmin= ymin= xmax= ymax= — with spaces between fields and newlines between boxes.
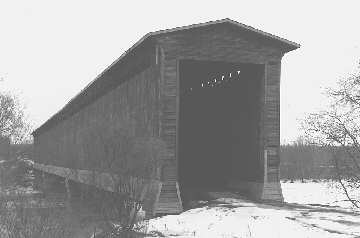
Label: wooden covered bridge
xmin=32 ymin=18 xmax=300 ymax=216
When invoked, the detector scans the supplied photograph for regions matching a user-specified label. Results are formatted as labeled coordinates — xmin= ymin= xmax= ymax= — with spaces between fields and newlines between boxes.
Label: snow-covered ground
xmin=146 ymin=181 xmax=360 ymax=238
xmin=282 ymin=180 xmax=360 ymax=209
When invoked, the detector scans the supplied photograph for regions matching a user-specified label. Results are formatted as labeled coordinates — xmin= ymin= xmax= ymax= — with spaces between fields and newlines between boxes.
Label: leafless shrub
xmin=0 ymin=194 xmax=74 ymax=238
xmin=80 ymin=127 xmax=166 ymax=237
xmin=302 ymin=65 xmax=360 ymax=207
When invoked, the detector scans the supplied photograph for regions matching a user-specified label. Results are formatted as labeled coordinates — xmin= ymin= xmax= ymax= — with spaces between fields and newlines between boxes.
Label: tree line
xmin=280 ymin=142 xmax=335 ymax=180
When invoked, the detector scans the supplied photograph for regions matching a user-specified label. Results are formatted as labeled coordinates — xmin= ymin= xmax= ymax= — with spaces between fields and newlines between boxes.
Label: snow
xmin=147 ymin=198 xmax=360 ymax=237
xmin=282 ymin=180 xmax=360 ymax=209
xmin=146 ymin=182 xmax=360 ymax=238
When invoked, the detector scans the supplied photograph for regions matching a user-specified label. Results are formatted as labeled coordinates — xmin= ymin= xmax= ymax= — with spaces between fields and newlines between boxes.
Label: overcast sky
xmin=1 ymin=0 xmax=359 ymax=143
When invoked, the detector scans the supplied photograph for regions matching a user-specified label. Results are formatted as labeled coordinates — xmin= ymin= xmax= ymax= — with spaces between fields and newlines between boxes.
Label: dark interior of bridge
xmin=178 ymin=59 xmax=263 ymax=204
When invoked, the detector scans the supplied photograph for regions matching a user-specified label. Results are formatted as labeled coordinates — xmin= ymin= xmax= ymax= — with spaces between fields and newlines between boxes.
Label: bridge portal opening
xmin=178 ymin=60 xmax=264 ymax=204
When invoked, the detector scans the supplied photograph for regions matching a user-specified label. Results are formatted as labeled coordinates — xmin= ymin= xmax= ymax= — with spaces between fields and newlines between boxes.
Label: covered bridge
xmin=32 ymin=18 xmax=300 ymax=216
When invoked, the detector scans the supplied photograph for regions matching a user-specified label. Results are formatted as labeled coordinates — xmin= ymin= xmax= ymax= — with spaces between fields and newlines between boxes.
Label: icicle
xmin=237 ymin=70 xmax=241 ymax=75
xmin=229 ymin=72 xmax=232 ymax=78
xmin=222 ymin=75 xmax=225 ymax=81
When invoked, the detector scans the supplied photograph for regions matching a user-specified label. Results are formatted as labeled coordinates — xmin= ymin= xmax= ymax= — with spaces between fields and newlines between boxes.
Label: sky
xmin=0 ymin=0 xmax=359 ymax=144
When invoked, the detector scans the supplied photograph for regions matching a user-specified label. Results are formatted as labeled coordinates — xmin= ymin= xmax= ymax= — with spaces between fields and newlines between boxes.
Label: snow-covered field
xmin=146 ymin=181 xmax=360 ymax=238
xmin=282 ymin=180 xmax=360 ymax=209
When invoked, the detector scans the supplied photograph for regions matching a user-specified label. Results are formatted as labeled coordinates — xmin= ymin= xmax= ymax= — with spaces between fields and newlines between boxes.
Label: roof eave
xmin=32 ymin=18 xmax=300 ymax=136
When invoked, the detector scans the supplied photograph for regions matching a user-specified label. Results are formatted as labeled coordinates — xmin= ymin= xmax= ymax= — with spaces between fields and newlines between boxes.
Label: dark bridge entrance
xmin=178 ymin=60 xmax=264 ymax=202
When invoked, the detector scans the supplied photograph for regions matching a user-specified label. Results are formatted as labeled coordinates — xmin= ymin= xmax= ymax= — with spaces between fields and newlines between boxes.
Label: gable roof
xmin=148 ymin=18 xmax=300 ymax=50
xmin=32 ymin=18 xmax=300 ymax=136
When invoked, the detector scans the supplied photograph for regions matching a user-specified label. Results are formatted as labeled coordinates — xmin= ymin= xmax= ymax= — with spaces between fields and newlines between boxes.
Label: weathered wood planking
xmin=34 ymin=64 xmax=161 ymax=170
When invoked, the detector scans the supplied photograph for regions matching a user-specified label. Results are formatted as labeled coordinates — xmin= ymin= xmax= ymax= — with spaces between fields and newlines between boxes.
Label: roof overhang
xmin=32 ymin=18 xmax=300 ymax=136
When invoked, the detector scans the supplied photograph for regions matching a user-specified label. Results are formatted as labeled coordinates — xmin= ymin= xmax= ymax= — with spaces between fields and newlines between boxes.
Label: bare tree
xmin=302 ymin=64 xmax=360 ymax=207
xmin=0 ymin=90 xmax=31 ymax=144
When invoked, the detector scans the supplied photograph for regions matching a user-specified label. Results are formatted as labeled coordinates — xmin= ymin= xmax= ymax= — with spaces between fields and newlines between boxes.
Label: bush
xmin=0 ymin=195 xmax=74 ymax=238
xmin=80 ymin=128 xmax=167 ymax=236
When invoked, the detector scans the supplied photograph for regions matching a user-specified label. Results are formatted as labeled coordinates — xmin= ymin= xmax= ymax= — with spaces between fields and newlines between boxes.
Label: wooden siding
xmin=156 ymin=24 xmax=285 ymax=208
xmin=34 ymin=63 xmax=163 ymax=214
xmin=264 ymin=61 xmax=281 ymax=182
xmin=35 ymin=64 xmax=160 ymax=169
xmin=261 ymin=61 xmax=282 ymax=201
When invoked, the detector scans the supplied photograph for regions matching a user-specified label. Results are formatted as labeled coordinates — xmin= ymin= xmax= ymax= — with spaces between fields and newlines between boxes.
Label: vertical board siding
xmin=262 ymin=61 xmax=283 ymax=201
xmin=36 ymin=65 xmax=160 ymax=170
xmin=155 ymin=57 xmax=182 ymax=214
xmin=160 ymin=59 xmax=178 ymax=159
xmin=36 ymin=64 xmax=161 ymax=214
xmin=264 ymin=62 xmax=281 ymax=185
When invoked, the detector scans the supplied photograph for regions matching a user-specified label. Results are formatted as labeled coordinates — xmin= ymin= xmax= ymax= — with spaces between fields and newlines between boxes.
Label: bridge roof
xmin=32 ymin=18 xmax=300 ymax=136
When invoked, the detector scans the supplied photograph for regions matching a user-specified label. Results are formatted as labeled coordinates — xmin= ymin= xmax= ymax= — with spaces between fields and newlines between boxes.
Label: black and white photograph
xmin=0 ymin=1 xmax=359 ymax=237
